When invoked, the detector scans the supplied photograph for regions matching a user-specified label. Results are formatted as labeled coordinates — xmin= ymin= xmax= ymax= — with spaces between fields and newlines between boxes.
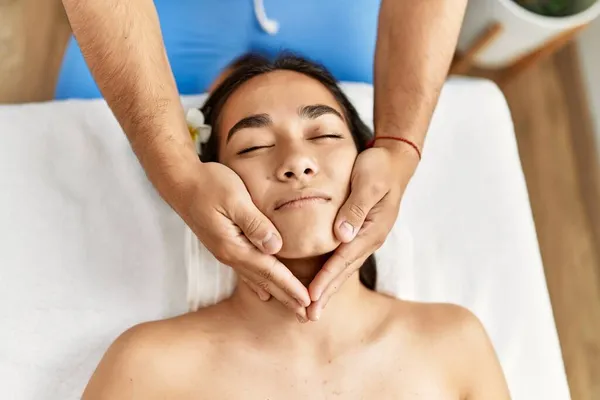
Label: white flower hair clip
xmin=186 ymin=108 xmax=212 ymax=155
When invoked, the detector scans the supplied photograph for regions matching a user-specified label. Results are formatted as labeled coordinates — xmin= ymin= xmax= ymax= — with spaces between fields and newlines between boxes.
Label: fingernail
xmin=296 ymin=297 xmax=310 ymax=308
xmin=313 ymin=309 xmax=321 ymax=321
xmin=259 ymin=292 xmax=270 ymax=301
xmin=262 ymin=232 xmax=281 ymax=254
xmin=296 ymin=314 xmax=307 ymax=324
xmin=338 ymin=221 xmax=355 ymax=242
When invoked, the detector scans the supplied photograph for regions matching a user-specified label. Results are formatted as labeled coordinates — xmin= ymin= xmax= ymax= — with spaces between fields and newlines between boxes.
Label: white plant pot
xmin=457 ymin=0 xmax=600 ymax=68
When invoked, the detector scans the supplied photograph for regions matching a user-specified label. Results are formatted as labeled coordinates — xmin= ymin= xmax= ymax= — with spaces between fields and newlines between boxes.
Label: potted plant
xmin=457 ymin=0 xmax=600 ymax=68
xmin=514 ymin=0 xmax=575 ymax=17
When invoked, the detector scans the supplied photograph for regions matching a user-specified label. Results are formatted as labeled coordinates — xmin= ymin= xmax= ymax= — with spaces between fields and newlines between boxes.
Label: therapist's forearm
xmin=62 ymin=0 xmax=198 ymax=196
xmin=374 ymin=0 xmax=467 ymax=149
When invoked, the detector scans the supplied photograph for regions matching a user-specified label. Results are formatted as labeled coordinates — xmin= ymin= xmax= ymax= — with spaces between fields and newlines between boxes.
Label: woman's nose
xmin=276 ymin=153 xmax=319 ymax=182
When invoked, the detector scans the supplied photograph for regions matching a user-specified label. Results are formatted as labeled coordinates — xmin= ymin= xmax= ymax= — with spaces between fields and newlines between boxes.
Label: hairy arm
xmin=61 ymin=0 xmax=199 ymax=204
xmin=374 ymin=0 xmax=467 ymax=151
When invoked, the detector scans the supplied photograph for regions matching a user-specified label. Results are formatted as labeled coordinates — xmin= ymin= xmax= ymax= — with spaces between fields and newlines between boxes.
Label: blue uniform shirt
xmin=55 ymin=0 xmax=381 ymax=99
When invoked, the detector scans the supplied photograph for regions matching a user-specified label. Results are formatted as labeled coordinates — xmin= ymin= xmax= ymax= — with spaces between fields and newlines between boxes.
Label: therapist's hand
xmin=308 ymin=142 xmax=419 ymax=320
xmin=181 ymin=161 xmax=311 ymax=320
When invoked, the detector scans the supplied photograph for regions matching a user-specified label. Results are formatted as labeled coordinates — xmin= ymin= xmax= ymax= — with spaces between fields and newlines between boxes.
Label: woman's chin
xmin=276 ymin=236 xmax=340 ymax=259
xmin=272 ymin=211 xmax=341 ymax=258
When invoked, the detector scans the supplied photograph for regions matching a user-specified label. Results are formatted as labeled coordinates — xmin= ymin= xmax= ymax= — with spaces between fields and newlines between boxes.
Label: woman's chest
xmin=179 ymin=348 xmax=460 ymax=400
xmin=205 ymin=373 xmax=459 ymax=400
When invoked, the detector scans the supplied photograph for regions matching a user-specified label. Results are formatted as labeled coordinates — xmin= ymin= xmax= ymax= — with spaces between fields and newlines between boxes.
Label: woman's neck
xmin=224 ymin=255 xmax=381 ymax=358
xmin=278 ymin=254 xmax=329 ymax=287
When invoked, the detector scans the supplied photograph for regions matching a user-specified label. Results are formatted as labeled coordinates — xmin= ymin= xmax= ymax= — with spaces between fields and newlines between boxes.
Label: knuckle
xmin=257 ymin=259 xmax=279 ymax=281
xmin=215 ymin=253 xmax=233 ymax=267
xmin=257 ymin=267 xmax=274 ymax=281
xmin=339 ymin=252 xmax=355 ymax=269
xmin=256 ymin=280 xmax=270 ymax=292
xmin=324 ymin=252 xmax=353 ymax=275
xmin=348 ymin=203 xmax=367 ymax=221
xmin=370 ymin=181 xmax=387 ymax=198
xmin=215 ymin=246 xmax=238 ymax=266
xmin=242 ymin=215 xmax=264 ymax=238
xmin=320 ymin=260 xmax=338 ymax=275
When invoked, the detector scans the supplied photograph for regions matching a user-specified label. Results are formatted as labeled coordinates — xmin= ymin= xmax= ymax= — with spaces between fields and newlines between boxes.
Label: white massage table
xmin=0 ymin=80 xmax=570 ymax=399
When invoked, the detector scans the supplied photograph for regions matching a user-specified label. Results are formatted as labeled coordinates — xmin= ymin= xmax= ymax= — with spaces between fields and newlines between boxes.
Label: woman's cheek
xmin=323 ymin=145 xmax=357 ymax=177
xmin=235 ymin=166 xmax=270 ymax=210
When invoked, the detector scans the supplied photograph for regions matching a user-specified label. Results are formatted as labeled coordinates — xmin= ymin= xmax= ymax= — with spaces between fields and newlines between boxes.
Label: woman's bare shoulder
xmin=377 ymin=294 xmax=485 ymax=339
xmin=82 ymin=306 xmax=228 ymax=399
xmin=382 ymin=298 xmax=494 ymax=360
xmin=383 ymin=298 xmax=510 ymax=399
xmin=110 ymin=303 xmax=232 ymax=351
xmin=400 ymin=301 xmax=483 ymax=336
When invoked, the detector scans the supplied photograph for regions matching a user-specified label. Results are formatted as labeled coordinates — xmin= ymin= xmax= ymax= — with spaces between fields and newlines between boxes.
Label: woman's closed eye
xmin=237 ymin=144 xmax=274 ymax=155
xmin=237 ymin=134 xmax=343 ymax=155
xmin=310 ymin=133 xmax=344 ymax=141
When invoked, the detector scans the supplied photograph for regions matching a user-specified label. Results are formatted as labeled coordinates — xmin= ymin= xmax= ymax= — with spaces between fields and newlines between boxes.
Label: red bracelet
xmin=367 ymin=136 xmax=422 ymax=160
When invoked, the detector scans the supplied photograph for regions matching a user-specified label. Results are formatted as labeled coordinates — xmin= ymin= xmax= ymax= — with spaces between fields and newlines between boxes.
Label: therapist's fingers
xmin=311 ymin=204 xmax=390 ymax=303
xmin=234 ymin=250 xmax=311 ymax=308
xmin=241 ymin=268 xmax=309 ymax=322
xmin=220 ymin=239 xmax=310 ymax=319
xmin=231 ymin=198 xmax=283 ymax=255
xmin=309 ymin=196 xmax=397 ymax=320
xmin=333 ymin=154 xmax=390 ymax=244
xmin=306 ymin=265 xmax=364 ymax=322
xmin=239 ymin=276 xmax=271 ymax=301
xmin=334 ymin=185 xmax=385 ymax=243
xmin=307 ymin=235 xmax=372 ymax=321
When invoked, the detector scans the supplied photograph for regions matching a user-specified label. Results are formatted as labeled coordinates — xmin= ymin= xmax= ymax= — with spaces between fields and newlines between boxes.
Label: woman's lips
xmin=276 ymin=196 xmax=330 ymax=210
xmin=274 ymin=191 xmax=332 ymax=210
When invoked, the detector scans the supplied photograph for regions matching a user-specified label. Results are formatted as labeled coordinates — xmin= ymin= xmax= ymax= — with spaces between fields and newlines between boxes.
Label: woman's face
xmin=217 ymin=70 xmax=358 ymax=258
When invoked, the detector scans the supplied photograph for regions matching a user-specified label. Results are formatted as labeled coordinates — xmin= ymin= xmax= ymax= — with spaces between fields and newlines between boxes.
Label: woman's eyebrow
xmin=227 ymin=113 xmax=272 ymax=142
xmin=298 ymin=104 xmax=344 ymax=122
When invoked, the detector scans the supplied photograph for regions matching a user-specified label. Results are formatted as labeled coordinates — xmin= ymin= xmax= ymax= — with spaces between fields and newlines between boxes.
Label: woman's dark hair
xmin=199 ymin=53 xmax=377 ymax=291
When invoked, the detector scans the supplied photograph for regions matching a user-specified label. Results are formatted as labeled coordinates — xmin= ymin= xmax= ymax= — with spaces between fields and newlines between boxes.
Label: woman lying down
xmin=83 ymin=54 xmax=510 ymax=399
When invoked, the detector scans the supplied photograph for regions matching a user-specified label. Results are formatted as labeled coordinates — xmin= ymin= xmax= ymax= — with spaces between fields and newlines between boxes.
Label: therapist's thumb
xmin=232 ymin=201 xmax=282 ymax=254
xmin=334 ymin=186 xmax=380 ymax=243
